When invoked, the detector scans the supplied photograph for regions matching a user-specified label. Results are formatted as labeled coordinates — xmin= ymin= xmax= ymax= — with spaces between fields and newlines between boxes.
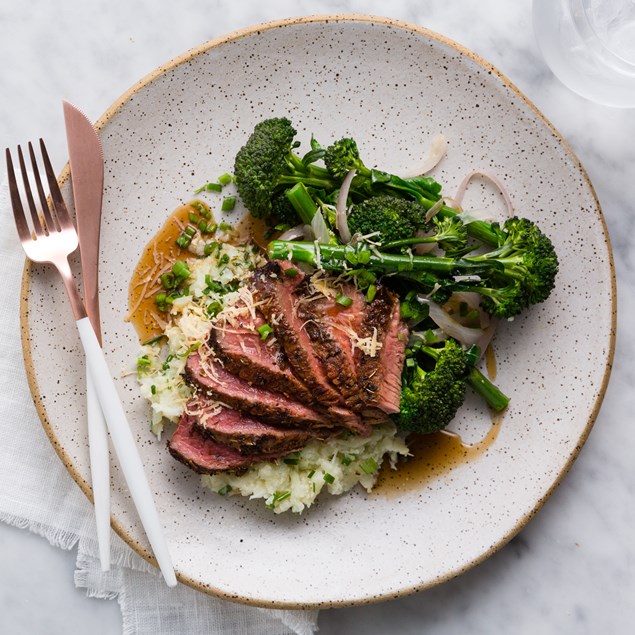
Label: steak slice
xmin=357 ymin=284 xmax=409 ymax=415
xmin=208 ymin=305 xmax=313 ymax=403
xmin=296 ymin=279 xmax=366 ymax=412
xmin=187 ymin=395 xmax=315 ymax=455
xmin=253 ymin=260 xmax=345 ymax=409
xmin=184 ymin=349 xmax=333 ymax=430
xmin=168 ymin=412 xmax=288 ymax=475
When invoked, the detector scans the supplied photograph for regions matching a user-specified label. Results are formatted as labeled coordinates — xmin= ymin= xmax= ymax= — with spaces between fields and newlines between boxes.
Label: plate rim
xmin=19 ymin=13 xmax=617 ymax=608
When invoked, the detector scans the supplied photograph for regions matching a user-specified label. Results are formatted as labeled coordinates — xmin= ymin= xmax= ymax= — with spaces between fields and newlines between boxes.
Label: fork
xmin=7 ymin=139 xmax=177 ymax=588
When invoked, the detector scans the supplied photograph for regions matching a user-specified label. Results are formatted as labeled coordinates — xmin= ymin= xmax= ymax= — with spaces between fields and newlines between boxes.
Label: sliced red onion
xmin=416 ymin=295 xmax=484 ymax=346
xmin=454 ymin=169 xmax=515 ymax=218
xmin=310 ymin=209 xmax=331 ymax=244
xmin=277 ymin=224 xmax=306 ymax=241
xmin=414 ymin=228 xmax=437 ymax=255
xmin=399 ymin=133 xmax=448 ymax=178
xmin=447 ymin=291 xmax=490 ymax=329
xmin=475 ymin=317 xmax=499 ymax=358
xmin=336 ymin=169 xmax=356 ymax=243
xmin=424 ymin=198 xmax=444 ymax=223
xmin=458 ymin=208 xmax=497 ymax=224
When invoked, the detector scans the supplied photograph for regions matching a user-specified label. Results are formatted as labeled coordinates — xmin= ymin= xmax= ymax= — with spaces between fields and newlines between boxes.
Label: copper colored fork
xmin=7 ymin=140 xmax=176 ymax=587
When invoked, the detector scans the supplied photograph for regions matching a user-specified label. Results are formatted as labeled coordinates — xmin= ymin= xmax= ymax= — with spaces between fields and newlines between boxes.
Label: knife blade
xmin=63 ymin=100 xmax=111 ymax=571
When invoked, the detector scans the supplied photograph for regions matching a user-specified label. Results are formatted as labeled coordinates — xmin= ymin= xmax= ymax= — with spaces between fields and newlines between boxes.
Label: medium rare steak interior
xmin=169 ymin=260 xmax=408 ymax=475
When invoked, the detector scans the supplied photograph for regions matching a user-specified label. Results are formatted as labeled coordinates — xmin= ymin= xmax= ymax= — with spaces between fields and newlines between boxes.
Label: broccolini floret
xmin=393 ymin=338 xmax=468 ymax=434
xmin=347 ymin=195 xmax=426 ymax=243
xmin=233 ymin=118 xmax=336 ymax=220
xmin=346 ymin=195 xmax=468 ymax=255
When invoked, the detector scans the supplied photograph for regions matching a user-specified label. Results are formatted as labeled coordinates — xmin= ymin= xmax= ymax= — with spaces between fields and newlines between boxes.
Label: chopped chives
xmin=141 ymin=334 xmax=166 ymax=346
xmin=206 ymin=301 xmax=223 ymax=317
xmin=283 ymin=455 xmax=300 ymax=465
xmin=171 ymin=260 xmax=191 ymax=280
xmin=340 ymin=454 xmax=353 ymax=466
xmin=336 ymin=294 xmax=353 ymax=307
xmin=176 ymin=225 xmax=197 ymax=249
xmin=221 ymin=196 xmax=236 ymax=211
xmin=198 ymin=219 xmax=210 ymax=233
xmin=191 ymin=201 xmax=212 ymax=219
xmin=256 ymin=323 xmax=274 ymax=340
xmin=284 ymin=267 xmax=299 ymax=278
xmin=307 ymin=470 xmax=316 ymax=479
xmin=150 ymin=384 xmax=157 ymax=395
xmin=178 ymin=342 xmax=201 ymax=357
xmin=357 ymin=250 xmax=371 ymax=264
xmin=323 ymin=472 xmax=335 ymax=484
xmin=218 ymin=173 xmax=232 ymax=186
xmin=160 ymin=272 xmax=177 ymax=289
xmin=345 ymin=251 xmax=358 ymax=266
xmin=154 ymin=293 xmax=167 ymax=310
xmin=217 ymin=484 xmax=232 ymax=496
xmin=188 ymin=212 xmax=199 ymax=224
xmin=136 ymin=355 xmax=151 ymax=369
xmin=203 ymin=241 xmax=219 ymax=257
xmin=194 ymin=182 xmax=222 ymax=193
xmin=359 ymin=457 xmax=379 ymax=474
xmin=366 ymin=284 xmax=377 ymax=303
xmin=161 ymin=353 xmax=175 ymax=371
xmin=218 ymin=221 xmax=233 ymax=231
xmin=272 ymin=490 xmax=291 ymax=504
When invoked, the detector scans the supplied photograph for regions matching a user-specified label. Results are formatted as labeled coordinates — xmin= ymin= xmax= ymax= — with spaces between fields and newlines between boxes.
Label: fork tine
xmin=18 ymin=144 xmax=48 ymax=237
xmin=28 ymin=141 xmax=58 ymax=233
xmin=6 ymin=148 xmax=31 ymax=243
xmin=40 ymin=138 xmax=74 ymax=232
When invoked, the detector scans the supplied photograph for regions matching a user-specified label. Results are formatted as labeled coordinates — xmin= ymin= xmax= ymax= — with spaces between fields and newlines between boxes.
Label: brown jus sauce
xmin=373 ymin=345 xmax=503 ymax=496
xmin=126 ymin=202 xmax=213 ymax=343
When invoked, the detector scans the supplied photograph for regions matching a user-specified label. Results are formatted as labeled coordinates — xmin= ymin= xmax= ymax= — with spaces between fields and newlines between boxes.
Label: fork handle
xmin=75 ymin=317 xmax=177 ymax=588
xmin=86 ymin=370 xmax=111 ymax=571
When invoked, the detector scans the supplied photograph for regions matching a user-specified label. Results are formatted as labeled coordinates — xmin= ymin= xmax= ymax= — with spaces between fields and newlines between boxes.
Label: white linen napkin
xmin=0 ymin=181 xmax=319 ymax=635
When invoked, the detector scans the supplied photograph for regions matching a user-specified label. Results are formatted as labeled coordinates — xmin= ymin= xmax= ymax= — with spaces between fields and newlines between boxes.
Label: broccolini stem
xmin=466 ymin=366 xmax=510 ymax=412
xmin=286 ymin=183 xmax=317 ymax=224
xmin=416 ymin=199 xmax=500 ymax=246
xmin=267 ymin=240 xmax=492 ymax=276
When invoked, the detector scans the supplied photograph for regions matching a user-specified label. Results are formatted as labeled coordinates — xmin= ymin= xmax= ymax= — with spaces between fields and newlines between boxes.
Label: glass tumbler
xmin=533 ymin=0 xmax=635 ymax=107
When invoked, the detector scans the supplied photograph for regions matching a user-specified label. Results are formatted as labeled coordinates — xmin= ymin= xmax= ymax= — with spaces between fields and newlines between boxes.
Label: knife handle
xmin=76 ymin=317 xmax=177 ymax=587
xmin=86 ymin=369 xmax=111 ymax=571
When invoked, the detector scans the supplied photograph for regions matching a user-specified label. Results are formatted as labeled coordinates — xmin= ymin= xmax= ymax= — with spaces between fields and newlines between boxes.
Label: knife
xmin=63 ymin=100 xmax=111 ymax=571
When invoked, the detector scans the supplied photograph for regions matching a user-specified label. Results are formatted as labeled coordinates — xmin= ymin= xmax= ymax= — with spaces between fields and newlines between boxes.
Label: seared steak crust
xmin=253 ymin=261 xmax=344 ymax=408
xmin=357 ymin=284 xmax=408 ymax=415
xmin=168 ymin=412 xmax=288 ymax=475
xmin=208 ymin=307 xmax=313 ymax=403
xmin=188 ymin=396 xmax=315 ymax=455
xmin=184 ymin=350 xmax=333 ymax=429
xmin=296 ymin=280 xmax=366 ymax=412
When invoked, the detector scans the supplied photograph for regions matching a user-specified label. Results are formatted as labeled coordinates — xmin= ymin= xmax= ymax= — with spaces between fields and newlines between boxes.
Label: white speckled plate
xmin=22 ymin=15 xmax=615 ymax=607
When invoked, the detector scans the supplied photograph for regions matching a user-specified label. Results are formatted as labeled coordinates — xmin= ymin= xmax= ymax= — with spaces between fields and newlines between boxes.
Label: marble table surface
xmin=1 ymin=1 xmax=634 ymax=633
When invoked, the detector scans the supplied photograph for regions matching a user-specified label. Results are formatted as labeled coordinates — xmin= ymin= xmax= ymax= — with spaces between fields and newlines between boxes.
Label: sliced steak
xmin=208 ymin=305 xmax=313 ymax=403
xmin=357 ymin=284 xmax=409 ymax=415
xmin=296 ymin=280 xmax=366 ymax=412
xmin=253 ymin=260 xmax=345 ymax=409
xmin=187 ymin=395 xmax=315 ymax=455
xmin=168 ymin=412 xmax=288 ymax=475
xmin=184 ymin=349 xmax=333 ymax=430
